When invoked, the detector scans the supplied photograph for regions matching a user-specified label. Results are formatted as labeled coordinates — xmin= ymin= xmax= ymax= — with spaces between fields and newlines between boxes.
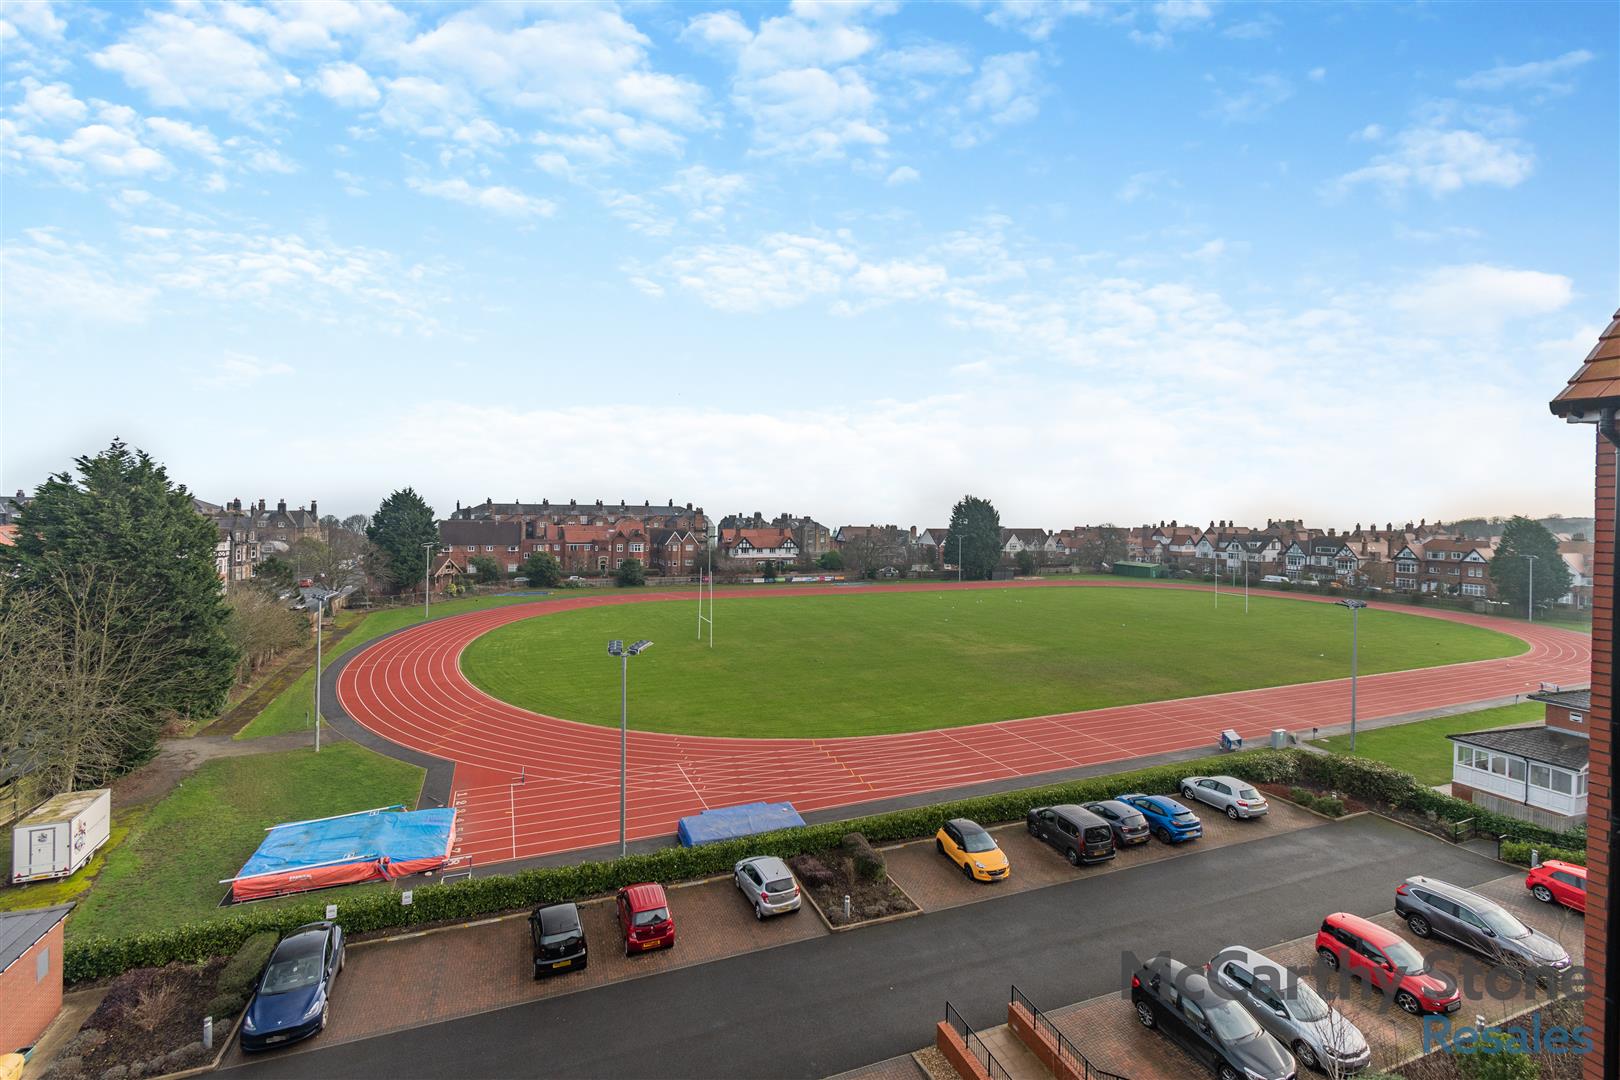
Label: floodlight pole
xmin=1521 ymin=553 xmax=1538 ymax=622
xmin=1337 ymin=599 xmax=1368 ymax=751
xmin=314 ymin=593 xmax=324 ymax=753
xmin=1244 ymin=557 xmax=1249 ymax=614
xmin=957 ymin=534 xmax=962 ymax=583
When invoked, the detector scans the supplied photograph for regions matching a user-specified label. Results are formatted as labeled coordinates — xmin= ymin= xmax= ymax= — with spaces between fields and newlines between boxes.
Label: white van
xmin=1260 ymin=575 xmax=1289 ymax=585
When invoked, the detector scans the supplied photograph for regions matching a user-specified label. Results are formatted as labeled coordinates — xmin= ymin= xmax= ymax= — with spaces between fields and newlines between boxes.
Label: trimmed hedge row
xmin=1499 ymin=840 xmax=1587 ymax=868
xmin=63 ymin=744 xmax=1585 ymax=984
xmin=65 ymin=746 xmax=1288 ymax=984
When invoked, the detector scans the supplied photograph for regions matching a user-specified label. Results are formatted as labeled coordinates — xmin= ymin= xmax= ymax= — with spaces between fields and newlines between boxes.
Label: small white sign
xmin=401 ymin=890 xmax=413 ymax=906
xmin=325 ymin=904 xmax=338 ymax=920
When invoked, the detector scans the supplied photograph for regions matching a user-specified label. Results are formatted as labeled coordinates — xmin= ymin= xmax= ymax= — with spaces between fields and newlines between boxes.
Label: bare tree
xmin=225 ymin=587 xmax=309 ymax=681
xmin=840 ymin=529 xmax=905 ymax=578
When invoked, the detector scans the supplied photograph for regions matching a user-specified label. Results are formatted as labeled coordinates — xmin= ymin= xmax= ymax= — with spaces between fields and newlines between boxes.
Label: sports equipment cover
xmin=227 ymin=806 xmax=456 ymax=902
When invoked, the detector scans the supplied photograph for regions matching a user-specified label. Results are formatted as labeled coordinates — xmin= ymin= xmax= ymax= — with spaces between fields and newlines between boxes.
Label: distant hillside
xmin=1444 ymin=516 xmax=1595 ymax=541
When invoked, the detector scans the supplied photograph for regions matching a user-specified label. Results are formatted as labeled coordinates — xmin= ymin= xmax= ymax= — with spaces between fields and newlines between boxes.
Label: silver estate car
xmin=1208 ymin=945 xmax=1371 ymax=1075
xmin=734 ymin=855 xmax=802 ymax=919
xmin=1181 ymin=775 xmax=1270 ymax=819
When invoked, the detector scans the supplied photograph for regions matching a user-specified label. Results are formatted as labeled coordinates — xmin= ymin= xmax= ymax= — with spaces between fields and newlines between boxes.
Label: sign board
xmin=401 ymin=890 xmax=413 ymax=906
xmin=325 ymin=904 xmax=338 ymax=920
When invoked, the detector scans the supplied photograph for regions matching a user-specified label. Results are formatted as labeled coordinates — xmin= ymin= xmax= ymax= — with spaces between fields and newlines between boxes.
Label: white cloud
xmin=1308 ymin=67 xmax=1326 ymax=83
xmin=58 ymin=124 xmax=168 ymax=176
xmin=965 ymin=52 xmax=1043 ymax=126
xmin=1333 ymin=122 xmax=1534 ymax=197
xmin=0 ymin=229 xmax=156 ymax=324
xmin=0 ymin=0 xmax=65 ymax=40
xmin=738 ymin=66 xmax=887 ymax=159
xmin=1392 ymin=264 xmax=1572 ymax=333
xmin=983 ymin=1 xmax=1103 ymax=42
xmin=1458 ymin=50 xmax=1594 ymax=96
xmin=407 ymin=176 xmax=556 ymax=219
xmin=1212 ymin=73 xmax=1293 ymax=123
xmin=92 ymin=11 xmax=299 ymax=114
xmin=885 ymin=165 xmax=920 ymax=186
xmin=1131 ymin=1 xmax=1214 ymax=49
xmin=12 ymin=79 xmax=86 ymax=126
xmin=1186 ymin=238 xmax=1227 ymax=262
xmin=1116 ymin=170 xmax=1175 ymax=202
xmin=378 ymin=76 xmax=472 ymax=136
xmin=204 ymin=352 xmax=295 ymax=387
xmin=144 ymin=117 xmax=222 ymax=163
xmin=313 ymin=62 xmax=381 ymax=107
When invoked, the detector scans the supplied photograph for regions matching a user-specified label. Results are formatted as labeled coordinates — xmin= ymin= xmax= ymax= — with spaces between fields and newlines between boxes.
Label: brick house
xmin=1390 ymin=536 xmax=1494 ymax=597
xmin=1545 ymin=306 xmax=1619 ymax=1080
xmin=447 ymin=498 xmax=707 ymax=576
xmin=1447 ymin=687 xmax=1588 ymax=830
xmin=0 ymin=904 xmax=72 ymax=1053
xmin=438 ymin=520 xmax=525 ymax=574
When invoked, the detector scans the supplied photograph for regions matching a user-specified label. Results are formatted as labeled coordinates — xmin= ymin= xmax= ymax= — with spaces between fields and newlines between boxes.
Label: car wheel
xmin=533 ymin=966 xmax=542 ymax=981
xmin=961 ymin=860 xmax=973 ymax=878
xmin=318 ymin=1003 xmax=329 ymax=1032
xmin=1182 ymin=786 xmax=1195 ymax=800
xmin=1154 ymin=827 xmax=1169 ymax=843
xmin=1317 ymin=946 xmax=1339 ymax=970
xmin=936 ymin=839 xmax=945 ymax=854
xmin=756 ymin=902 xmax=765 ymax=921
xmin=338 ymin=946 xmax=345 ymax=974
xmin=1134 ymin=1002 xmax=1155 ymax=1029
xmin=1066 ymin=847 xmax=1080 ymax=866
xmin=1218 ymin=1064 xmax=1240 ymax=1080
xmin=1407 ymin=914 xmax=1433 ymax=939
xmin=1532 ymin=884 xmax=1555 ymax=904
xmin=1293 ymin=1040 xmax=1320 ymax=1073
xmin=1226 ymin=806 xmax=1239 ymax=820
xmin=1396 ymin=990 xmax=1422 ymax=1016
xmin=1027 ymin=820 xmax=1038 ymax=836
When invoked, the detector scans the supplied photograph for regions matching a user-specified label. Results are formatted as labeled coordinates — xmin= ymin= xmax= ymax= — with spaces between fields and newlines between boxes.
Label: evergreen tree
xmin=467 ymin=555 xmax=503 ymax=584
xmin=1489 ymin=516 xmax=1571 ymax=616
xmin=520 ymin=550 xmax=563 ymax=587
xmin=0 ymin=440 xmax=238 ymax=753
xmin=366 ymin=488 xmax=438 ymax=592
xmin=614 ymin=558 xmax=646 ymax=587
xmin=944 ymin=495 xmax=1002 ymax=580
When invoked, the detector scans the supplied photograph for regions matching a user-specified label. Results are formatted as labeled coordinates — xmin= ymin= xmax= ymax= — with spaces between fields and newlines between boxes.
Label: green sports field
xmin=459 ymin=586 xmax=1526 ymax=739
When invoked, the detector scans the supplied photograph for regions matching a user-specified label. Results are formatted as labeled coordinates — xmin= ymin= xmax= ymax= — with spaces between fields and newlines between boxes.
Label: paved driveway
xmin=225 ymin=815 xmax=1511 ymax=1080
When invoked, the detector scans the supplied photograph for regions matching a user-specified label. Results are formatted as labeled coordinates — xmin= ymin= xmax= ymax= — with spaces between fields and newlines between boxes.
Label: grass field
xmin=1310 ymin=701 xmax=1545 ymax=786
xmin=62 ymin=743 xmax=424 ymax=939
xmin=459 ymin=586 xmax=1526 ymax=739
xmin=235 ymin=593 xmax=539 ymax=739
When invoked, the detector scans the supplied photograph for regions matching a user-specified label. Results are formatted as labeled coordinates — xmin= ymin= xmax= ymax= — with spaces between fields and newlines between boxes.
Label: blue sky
xmin=2 ymin=1 xmax=1614 ymax=528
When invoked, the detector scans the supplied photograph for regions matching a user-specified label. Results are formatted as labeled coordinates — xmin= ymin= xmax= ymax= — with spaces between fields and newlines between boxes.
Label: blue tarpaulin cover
xmin=229 ymin=806 xmax=456 ymax=900
xmin=677 ymin=802 xmax=805 ymax=847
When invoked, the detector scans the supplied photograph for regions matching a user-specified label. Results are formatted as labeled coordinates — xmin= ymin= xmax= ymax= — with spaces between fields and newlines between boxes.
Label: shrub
xmin=841 ymin=832 xmax=886 ymax=881
xmin=203 ymin=930 xmax=277 ymax=1020
xmin=788 ymin=854 xmax=837 ymax=888
xmin=1499 ymin=841 xmax=1586 ymax=868
xmin=614 ymin=559 xmax=646 ymax=587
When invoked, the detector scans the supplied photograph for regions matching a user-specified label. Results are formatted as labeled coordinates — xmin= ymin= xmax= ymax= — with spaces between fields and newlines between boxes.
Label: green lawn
xmin=1309 ymin=701 xmax=1545 ymax=786
xmin=63 ymin=743 xmax=424 ymax=939
xmin=460 ymin=586 xmax=1526 ymax=739
xmin=235 ymin=593 xmax=539 ymax=739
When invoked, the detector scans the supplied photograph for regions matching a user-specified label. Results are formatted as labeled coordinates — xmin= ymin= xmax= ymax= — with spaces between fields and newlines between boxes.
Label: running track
xmin=334 ymin=581 xmax=1589 ymax=867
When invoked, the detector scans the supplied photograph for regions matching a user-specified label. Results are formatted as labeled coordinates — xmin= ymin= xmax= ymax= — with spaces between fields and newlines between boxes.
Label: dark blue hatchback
xmin=1116 ymin=792 xmax=1203 ymax=843
xmin=240 ymin=921 xmax=344 ymax=1052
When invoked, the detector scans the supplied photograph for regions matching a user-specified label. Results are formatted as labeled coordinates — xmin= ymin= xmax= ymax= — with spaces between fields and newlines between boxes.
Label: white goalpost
xmin=697 ymin=537 xmax=713 ymax=647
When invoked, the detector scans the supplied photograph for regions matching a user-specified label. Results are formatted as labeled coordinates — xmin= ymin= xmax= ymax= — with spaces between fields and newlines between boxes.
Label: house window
xmin=1507 ymin=757 xmax=1526 ymax=781
xmin=36 ymin=944 xmax=49 ymax=982
xmin=1530 ymin=763 xmax=1552 ymax=789
xmin=1462 ymin=584 xmax=1486 ymax=597
xmin=1549 ymin=769 xmax=1574 ymax=795
xmin=1489 ymin=754 xmax=1508 ymax=777
xmin=630 ymin=543 xmax=644 ymax=553
xmin=508 ymin=546 xmax=519 ymax=553
xmin=484 ymin=545 xmax=494 ymax=552
xmin=1577 ymin=771 xmax=1588 ymax=796
xmin=1569 ymin=712 xmax=1584 ymax=725
xmin=507 ymin=563 xmax=518 ymax=573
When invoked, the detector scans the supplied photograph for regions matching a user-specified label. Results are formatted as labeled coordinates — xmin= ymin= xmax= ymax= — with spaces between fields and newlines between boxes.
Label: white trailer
xmin=11 ymin=789 xmax=111 ymax=884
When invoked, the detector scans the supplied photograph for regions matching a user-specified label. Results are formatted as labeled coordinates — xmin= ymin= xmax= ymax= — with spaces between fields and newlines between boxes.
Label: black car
xmin=239 ymin=922 xmax=344 ymax=1052
xmin=1130 ymin=956 xmax=1296 ymax=1080
xmin=1083 ymin=799 xmax=1152 ymax=846
xmin=531 ymin=902 xmax=588 ymax=977
xmin=1026 ymin=804 xmax=1116 ymax=865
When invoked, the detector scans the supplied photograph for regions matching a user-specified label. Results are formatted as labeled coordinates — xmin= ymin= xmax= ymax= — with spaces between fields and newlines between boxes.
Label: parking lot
xmin=1045 ymin=869 xmax=1586 ymax=1077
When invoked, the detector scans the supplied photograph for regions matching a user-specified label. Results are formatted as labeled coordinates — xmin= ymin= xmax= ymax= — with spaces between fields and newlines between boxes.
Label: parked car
xmin=735 ymin=855 xmax=803 ymax=917
xmin=1525 ymin=859 xmax=1587 ymax=913
xmin=616 ymin=882 xmax=675 ymax=955
xmin=1395 ymin=876 xmax=1571 ymax=974
xmin=1083 ymin=799 xmax=1151 ymax=846
xmin=936 ymin=818 xmax=1012 ymax=881
xmin=1131 ymin=955 xmax=1296 ymax=1080
xmin=1117 ymin=792 xmax=1202 ymax=843
xmin=1180 ymin=775 xmax=1270 ymax=820
xmin=240 ymin=921 xmax=345 ymax=1051
xmin=1025 ymin=804 xmax=1116 ymax=865
xmin=530 ymin=902 xmax=587 ymax=977
xmin=1208 ymin=945 xmax=1371 ymax=1074
xmin=1315 ymin=911 xmax=1461 ymax=1016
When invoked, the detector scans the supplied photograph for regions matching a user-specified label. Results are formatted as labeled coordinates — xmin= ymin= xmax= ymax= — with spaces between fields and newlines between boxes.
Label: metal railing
xmin=943 ymin=1001 xmax=1012 ymax=1080
xmin=1010 ymin=985 xmax=1132 ymax=1080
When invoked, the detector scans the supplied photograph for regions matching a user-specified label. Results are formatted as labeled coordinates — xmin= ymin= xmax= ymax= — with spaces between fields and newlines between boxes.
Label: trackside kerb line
xmin=334 ymin=580 xmax=1589 ymax=865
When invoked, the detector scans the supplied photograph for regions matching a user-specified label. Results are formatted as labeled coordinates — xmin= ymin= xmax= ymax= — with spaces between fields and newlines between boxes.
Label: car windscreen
xmin=764 ymin=878 xmax=795 ymax=893
xmin=1084 ymin=826 xmax=1112 ymax=844
xmin=960 ymin=828 xmax=997 ymax=853
xmin=632 ymin=906 xmax=669 ymax=927
xmin=1477 ymin=904 xmax=1531 ymax=939
xmin=1206 ymin=1000 xmax=1263 ymax=1042
xmin=1278 ymin=977 xmax=1331 ymax=1022
xmin=1385 ymin=939 xmax=1426 ymax=973
xmin=261 ymin=955 xmax=324 ymax=994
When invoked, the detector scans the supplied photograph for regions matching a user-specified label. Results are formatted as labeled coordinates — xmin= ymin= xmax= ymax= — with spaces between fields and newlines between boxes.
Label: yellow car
xmin=935 ymin=818 xmax=1011 ymax=882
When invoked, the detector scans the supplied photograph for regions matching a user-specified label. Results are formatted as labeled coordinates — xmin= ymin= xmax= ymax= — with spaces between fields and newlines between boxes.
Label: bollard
xmin=203 ymin=1015 xmax=213 ymax=1051
xmin=1531 ymin=848 xmax=1540 ymax=868
xmin=843 ymin=894 xmax=851 ymax=920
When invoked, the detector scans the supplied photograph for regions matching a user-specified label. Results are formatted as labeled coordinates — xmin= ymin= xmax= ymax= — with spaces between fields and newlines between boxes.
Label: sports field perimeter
xmin=460 ymin=586 xmax=1524 ymax=739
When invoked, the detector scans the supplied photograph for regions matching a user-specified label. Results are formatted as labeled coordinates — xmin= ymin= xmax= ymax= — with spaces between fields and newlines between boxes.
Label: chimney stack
xmin=277 ymin=499 xmax=286 ymax=513
xmin=311 ymin=499 xmax=317 ymax=516
xmin=258 ymin=498 xmax=266 ymax=512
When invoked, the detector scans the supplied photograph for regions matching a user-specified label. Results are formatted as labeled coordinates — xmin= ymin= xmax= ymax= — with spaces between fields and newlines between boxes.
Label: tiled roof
xmin=1549 ymin=309 xmax=1620 ymax=416
xmin=439 ymin=520 xmax=522 ymax=547
xmin=0 ymin=904 xmax=73 ymax=974
xmin=723 ymin=528 xmax=795 ymax=549
xmin=1528 ymin=687 xmax=1591 ymax=713
xmin=1448 ymin=725 xmax=1588 ymax=770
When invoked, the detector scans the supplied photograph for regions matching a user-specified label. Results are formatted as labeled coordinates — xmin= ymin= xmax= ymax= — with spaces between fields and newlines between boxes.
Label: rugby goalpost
xmin=697 ymin=533 xmax=714 ymax=647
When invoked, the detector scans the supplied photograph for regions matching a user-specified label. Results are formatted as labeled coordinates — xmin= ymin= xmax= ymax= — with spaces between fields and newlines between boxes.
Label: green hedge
xmin=1499 ymin=840 xmax=1587 ymax=868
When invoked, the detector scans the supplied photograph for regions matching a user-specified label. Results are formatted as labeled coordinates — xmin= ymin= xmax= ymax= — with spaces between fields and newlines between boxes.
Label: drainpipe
xmin=1597 ymin=406 xmax=1620 ymax=1080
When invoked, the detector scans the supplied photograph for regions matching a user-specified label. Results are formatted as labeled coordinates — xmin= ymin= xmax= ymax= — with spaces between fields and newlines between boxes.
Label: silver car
xmin=1208 ymin=945 xmax=1370 ymax=1075
xmin=1182 ymin=775 xmax=1270 ymax=819
xmin=734 ymin=855 xmax=801 ymax=919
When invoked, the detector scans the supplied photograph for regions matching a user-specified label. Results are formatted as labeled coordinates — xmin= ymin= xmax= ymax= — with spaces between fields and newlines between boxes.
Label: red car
xmin=1315 ymin=912 xmax=1461 ymax=1016
xmin=1525 ymin=859 xmax=1587 ymax=913
xmin=617 ymin=882 xmax=675 ymax=956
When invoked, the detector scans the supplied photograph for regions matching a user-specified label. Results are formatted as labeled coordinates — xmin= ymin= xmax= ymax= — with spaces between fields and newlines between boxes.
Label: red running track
xmin=335 ymin=581 xmax=1589 ymax=867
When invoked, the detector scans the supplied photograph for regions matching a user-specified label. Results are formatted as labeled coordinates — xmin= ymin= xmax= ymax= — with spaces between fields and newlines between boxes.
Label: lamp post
xmin=422 ymin=542 xmax=435 ymax=619
xmin=1337 ymin=599 xmax=1368 ymax=751
xmin=608 ymin=639 xmax=653 ymax=856
xmin=957 ymin=533 xmax=962 ymax=583
xmin=1521 ymin=553 xmax=1539 ymax=622
xmin=307 ymin=585 xmax=352 ymax=753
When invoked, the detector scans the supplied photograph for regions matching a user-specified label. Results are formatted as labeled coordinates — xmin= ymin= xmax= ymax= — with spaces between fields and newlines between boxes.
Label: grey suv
xmin=1395 ymin=876 xmax=1571 ymax=974
xmin=1208 ymin=945 xmax=1370 ymax=1075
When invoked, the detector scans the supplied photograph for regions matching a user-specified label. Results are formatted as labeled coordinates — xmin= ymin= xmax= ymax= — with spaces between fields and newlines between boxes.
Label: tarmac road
xmin=226 ymin=815 xmax=1509 ymax=1079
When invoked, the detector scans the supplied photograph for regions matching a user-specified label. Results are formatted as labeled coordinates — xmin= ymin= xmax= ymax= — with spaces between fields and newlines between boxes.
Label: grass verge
xmin=1309 ymin=701 xmax=1544 ymax=786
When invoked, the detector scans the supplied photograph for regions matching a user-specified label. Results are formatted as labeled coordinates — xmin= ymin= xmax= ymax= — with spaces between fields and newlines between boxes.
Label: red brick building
xmin=1547 ymin=307 xmax=1620 ymax=1080
xmin=0 ymin=904 xmax=72 ymax=1053
xmin=442 ymin=499 xmax=709 ymax=576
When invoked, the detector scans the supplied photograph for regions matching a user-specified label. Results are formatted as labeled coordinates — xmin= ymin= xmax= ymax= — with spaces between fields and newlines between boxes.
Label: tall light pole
xmin=957 ymin=533 xmax=962 ymax=583
xmin=1521 ymin=553 xmax=1539 ymax=622
xmin=422 ymin=541 xmax=435 ymax=619
xmin=608 ymin=639 xmax=653 ymax=856
xmin=1337 ymin=599 xmax=1368 ymax=751
xmin=308 ymin=585 xmax=351 ymax=753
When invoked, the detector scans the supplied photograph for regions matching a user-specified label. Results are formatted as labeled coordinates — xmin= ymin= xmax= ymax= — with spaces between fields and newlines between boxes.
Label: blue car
xmin=240 ymin=921 xmax=344 ymax=1052
xmin=1116 ymin=792 xmax=1202 ymax=844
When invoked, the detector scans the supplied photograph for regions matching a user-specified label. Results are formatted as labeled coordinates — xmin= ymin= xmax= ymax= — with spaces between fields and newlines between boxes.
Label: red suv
xmin=1525 ymin=859 xmax=1587 ymax=913
xmin=617 ymin=882 xmax=675 ymax=956
xmin=1315 ymin=912 xmax=1460 ymax=1016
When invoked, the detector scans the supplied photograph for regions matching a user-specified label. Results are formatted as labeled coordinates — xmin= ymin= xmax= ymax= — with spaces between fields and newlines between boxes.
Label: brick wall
xmin=1587 ymin=426 xmax=1613 ymax=1080
xmin=0 ymin=919 xmax=64 ymax=1052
